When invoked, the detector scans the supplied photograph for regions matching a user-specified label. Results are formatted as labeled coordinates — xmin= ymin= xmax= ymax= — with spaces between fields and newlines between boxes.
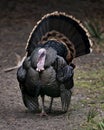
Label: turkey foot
xmin=40 ymin=96 xmax=48 ymax=116
xmin=39 ymin=112 xmax=48 ymax=117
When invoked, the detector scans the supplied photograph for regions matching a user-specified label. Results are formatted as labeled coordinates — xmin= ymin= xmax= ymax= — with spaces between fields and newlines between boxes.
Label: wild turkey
xmin=17 ymin=11 xmax=92 ymax=115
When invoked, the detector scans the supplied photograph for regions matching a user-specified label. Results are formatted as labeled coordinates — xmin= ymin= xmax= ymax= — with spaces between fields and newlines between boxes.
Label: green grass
xmin=74 ymin=67 xmax=104 ymax=89
xmin=74 ymin=61 xmax=104 ymax=130
xmin=74 ymin=65 xmax=104 ymax=106
xmin=81 ymin=109 xmax=104 ymax=130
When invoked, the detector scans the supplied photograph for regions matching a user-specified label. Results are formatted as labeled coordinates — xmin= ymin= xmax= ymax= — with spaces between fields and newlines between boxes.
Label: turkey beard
xmin=36 ymin=48 xmax=46 ymax=72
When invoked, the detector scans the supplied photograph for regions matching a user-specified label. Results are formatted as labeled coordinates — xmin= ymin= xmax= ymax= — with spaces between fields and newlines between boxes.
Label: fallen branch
xmin=4 ymin=53 xmax=26 ymax=72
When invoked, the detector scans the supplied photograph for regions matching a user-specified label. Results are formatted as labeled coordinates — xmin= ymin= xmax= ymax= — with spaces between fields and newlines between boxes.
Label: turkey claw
xmin=40 ymin=112 xmax=48 ymax=117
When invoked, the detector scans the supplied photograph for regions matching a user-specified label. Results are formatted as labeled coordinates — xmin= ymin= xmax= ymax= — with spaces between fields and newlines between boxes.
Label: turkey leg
xmin=40 ymin=96 xmax=47 ymax=116
xmin=48 ymin=97 xmax=53 ymax=113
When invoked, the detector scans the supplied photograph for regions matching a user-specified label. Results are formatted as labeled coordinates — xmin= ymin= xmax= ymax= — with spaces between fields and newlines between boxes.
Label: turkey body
xmin=17 ymin=46 xmax=74 ymax=114
xmin=39 ymin=66 xmax=60 ymax=97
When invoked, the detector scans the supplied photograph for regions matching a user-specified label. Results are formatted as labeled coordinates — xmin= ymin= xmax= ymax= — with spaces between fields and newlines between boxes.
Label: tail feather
xmin=26 ymin=11 xmax=92 ymax=61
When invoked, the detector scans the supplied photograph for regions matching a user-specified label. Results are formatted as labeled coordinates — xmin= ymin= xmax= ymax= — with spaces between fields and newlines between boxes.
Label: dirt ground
xmin=0 ymin=1 xmax=104 ymax=130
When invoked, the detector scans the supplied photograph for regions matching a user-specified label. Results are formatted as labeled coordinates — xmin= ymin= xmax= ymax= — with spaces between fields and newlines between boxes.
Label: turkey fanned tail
xmin=26 ymin=11 xmax=92 ymax=63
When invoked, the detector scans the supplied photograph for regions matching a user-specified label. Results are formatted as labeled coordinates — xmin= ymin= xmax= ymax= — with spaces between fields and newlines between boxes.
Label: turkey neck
xmin=36 ymin=48 xmax=46 ymax=72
